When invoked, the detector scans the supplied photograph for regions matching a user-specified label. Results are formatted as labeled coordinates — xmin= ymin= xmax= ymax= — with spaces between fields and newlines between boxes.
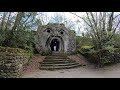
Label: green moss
xmin=81 ymin=45 xmax=93 ymax=49
xmin=0 ymin=46 xmax=30 ymax=56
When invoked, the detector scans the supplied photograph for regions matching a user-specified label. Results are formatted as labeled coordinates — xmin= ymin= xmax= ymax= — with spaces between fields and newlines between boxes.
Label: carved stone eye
xmin=60 ymin=31 xmax=63 ymax=34
xmin=59 ymin=29 xmax=64 ymax=35
xmin=46 ymin=28 xmax=51 ymax=33
xmin=47 ymin=29 xmax=50 ymax=33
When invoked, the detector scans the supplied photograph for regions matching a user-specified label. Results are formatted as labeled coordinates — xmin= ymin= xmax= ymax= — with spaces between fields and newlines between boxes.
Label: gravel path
xmin=21 ymin=55 xmax=120 ymax=78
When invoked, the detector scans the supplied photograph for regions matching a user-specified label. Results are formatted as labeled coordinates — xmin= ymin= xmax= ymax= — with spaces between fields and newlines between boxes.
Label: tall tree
xmin=0 ymin=12 xmax=7 ymax=31
xmin=70 ymin=12 xmax=120 ymax=49
xmin=12 ymin=12 xmax=24 ymax=31
xmin=70 ymin=12 xmax=120 ymax=66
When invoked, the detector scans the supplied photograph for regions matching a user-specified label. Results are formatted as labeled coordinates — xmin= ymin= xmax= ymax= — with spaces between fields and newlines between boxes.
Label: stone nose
xmin=52 ymin=32 xmax=59 ymax=36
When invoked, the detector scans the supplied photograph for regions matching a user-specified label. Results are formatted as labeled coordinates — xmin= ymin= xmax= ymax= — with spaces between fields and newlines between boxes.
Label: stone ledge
xmin=0 ymin=46 xmax=30 ymax=78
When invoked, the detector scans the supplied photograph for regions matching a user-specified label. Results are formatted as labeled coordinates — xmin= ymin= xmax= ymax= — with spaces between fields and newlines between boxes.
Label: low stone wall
xmin=0 ymin=46 xmax=30 ymax=78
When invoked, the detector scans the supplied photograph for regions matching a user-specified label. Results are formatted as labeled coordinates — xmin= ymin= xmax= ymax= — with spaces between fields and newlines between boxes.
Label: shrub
xmin=77 ymin=45 xmax=94 ymax=54
xmin=76 ymin=36 xmax=93 ymax=49
xmin=0 ymin=30 xmax=34 ymax=53
xmin=78 ymin=45 xmax=120 ymax=67
xmin=0 ymin=46 xmax=31 ymax=56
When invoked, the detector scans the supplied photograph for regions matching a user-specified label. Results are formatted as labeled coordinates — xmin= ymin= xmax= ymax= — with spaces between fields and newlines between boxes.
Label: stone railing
xmin=0 ymin=46 xmax=31 ymax=78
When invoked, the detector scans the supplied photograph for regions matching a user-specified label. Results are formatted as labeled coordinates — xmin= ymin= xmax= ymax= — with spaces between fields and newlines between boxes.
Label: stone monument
xmin=35 ymin=23 xmax=76 ymax=54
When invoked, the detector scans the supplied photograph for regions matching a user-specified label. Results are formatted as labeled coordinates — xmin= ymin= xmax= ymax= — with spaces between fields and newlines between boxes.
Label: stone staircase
xmin=39 ymin=52 xmax=85 ymax=70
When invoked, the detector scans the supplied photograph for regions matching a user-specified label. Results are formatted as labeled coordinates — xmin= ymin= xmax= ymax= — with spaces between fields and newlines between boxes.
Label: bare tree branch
xmin=113 ymin=18 xmax=120 ymax=33
xmin=69 ymin=12 xmax=91 ymax=27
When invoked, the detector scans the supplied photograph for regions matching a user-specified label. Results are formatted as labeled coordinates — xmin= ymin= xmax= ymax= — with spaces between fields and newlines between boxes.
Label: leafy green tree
xmin=0 ymin=12 xmax=39 ymax=52
xmin=71 ymin=12 xmax=120 ymax=49
xmin=70 ymin=12 xmax=120 ymax=66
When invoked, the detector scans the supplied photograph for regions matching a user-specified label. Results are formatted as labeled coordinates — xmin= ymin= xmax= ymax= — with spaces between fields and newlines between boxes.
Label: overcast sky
xmin=37 ymin=12 xmax=120 ymax=36
xmin=36 ymin=12 xmax=86 ymax=36
xmin=1 ymin=12 xmax=119 ymax=36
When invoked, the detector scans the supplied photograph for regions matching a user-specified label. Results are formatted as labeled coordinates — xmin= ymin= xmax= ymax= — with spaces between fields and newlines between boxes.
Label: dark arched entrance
xmin=50 ymin=39 xmax=60 ymax=51
xmin=46 ymin=36 xmax=64 ymax=53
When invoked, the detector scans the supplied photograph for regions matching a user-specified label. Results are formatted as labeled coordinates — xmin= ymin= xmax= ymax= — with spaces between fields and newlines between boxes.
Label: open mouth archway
xmin=46 ymin=36 xmax=64 ymax=52
xmin=50 ymin=39 xmax=60 ymax=51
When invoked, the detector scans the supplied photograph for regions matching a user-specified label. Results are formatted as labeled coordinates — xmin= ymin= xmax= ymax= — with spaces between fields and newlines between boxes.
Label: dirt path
xmin=21 ymin=55 xmax=120 ymax=78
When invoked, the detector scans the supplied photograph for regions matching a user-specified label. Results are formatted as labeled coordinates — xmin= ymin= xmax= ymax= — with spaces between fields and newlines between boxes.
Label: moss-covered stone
xmin=0 ymin=46 xmax=31 ymax=78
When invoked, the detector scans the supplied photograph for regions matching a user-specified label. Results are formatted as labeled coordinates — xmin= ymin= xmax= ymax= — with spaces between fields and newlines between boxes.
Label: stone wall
xmin=68 ymin=30 xmax=76 ymax=53
xmin=0 ymin=46 xmax=30 ymax=78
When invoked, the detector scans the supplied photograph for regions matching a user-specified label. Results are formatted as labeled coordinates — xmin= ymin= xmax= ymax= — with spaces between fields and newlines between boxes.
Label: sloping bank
xmin=0 ymin=46 xmax=31 ymax=78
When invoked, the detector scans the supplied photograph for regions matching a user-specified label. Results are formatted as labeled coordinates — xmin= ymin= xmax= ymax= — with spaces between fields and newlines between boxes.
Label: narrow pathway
xmin=21 ymin=54 xmax=120 ymax=78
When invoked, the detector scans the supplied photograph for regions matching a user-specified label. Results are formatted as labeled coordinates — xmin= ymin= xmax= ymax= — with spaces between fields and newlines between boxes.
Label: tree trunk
xmin=0 ymin=12 xmax=6 ymax=31
xmin=12 ymin=12 xmax=24 ymax=31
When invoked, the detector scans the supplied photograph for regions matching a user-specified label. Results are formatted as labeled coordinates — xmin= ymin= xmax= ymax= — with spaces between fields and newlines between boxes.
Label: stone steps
xmin=40 ymin=60 xmax=75 ymax=64
xmin=39 ymin=53 xmax=85 ymax=70
xmin=40 ymin=62 xmax=79 ymax=66
xmin=43 ymin=59 xmax=72 ymax=61
xmin=45 ymin=58 xmax=70 ymax=60
xmin=45 ymin=56 xmax=69 ymax=59
xmin=40 ymin=64 xmax=82 ymax=70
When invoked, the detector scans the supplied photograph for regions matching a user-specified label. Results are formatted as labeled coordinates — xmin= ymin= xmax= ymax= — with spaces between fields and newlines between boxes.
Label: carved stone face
xmin=35 ymin=23 xmax=76 ymax=54
xmin=43 ymin=24 xmax=68 ymax=37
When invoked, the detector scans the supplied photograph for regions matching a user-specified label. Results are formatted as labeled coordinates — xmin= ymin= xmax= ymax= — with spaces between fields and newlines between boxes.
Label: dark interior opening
xmin=47 ymin=29 xmax=50 ymax=33
xmin=61 ymin=31 xmax=63 ymax=34
xmin=50 ymin=39 xmax=59 ymax=51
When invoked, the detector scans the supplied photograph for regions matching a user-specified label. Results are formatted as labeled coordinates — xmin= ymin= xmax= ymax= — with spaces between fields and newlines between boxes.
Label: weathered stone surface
xmin=0 ymin=47 xmax=30 ymax=78
xmin=35 ymin=23 xmax=76 ymax=54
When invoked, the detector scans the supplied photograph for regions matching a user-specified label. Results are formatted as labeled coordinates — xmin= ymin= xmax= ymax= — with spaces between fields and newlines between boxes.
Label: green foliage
xmin=0 ymin=12 xmax=39 ymax=57
xmin=76 ymin=36 xmax=93 ymax=49
xmin=0 ymin=30 xmax=5 ymax=46
xmin=81 ymin=45 xmax=93 ymax=49
xmin=79 ymin=45 xmax=120 ymax=66
xmin=0 ymin=46 xmax=33 ymax=66
xmin=78 ymin=45 xmax=94 ymax=54
xmin=100 ymin=48 xmax=120 ymax=65
xmin=111 ymin=33 xmax=120 ymax=48
xmin=74 ymin=12 xmax=120 ymax=67
xmin=103 ymin=45 xmax=116 ymax=53
xmin=2 ymin=30 xmax=34 ymax=53
xmin=0 ymin=46 xmax=30 ymax=56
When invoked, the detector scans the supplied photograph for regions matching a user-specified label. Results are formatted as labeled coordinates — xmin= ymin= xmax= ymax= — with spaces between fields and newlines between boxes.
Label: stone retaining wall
xmin=0 ymin=46 xmax=30 ymax=78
